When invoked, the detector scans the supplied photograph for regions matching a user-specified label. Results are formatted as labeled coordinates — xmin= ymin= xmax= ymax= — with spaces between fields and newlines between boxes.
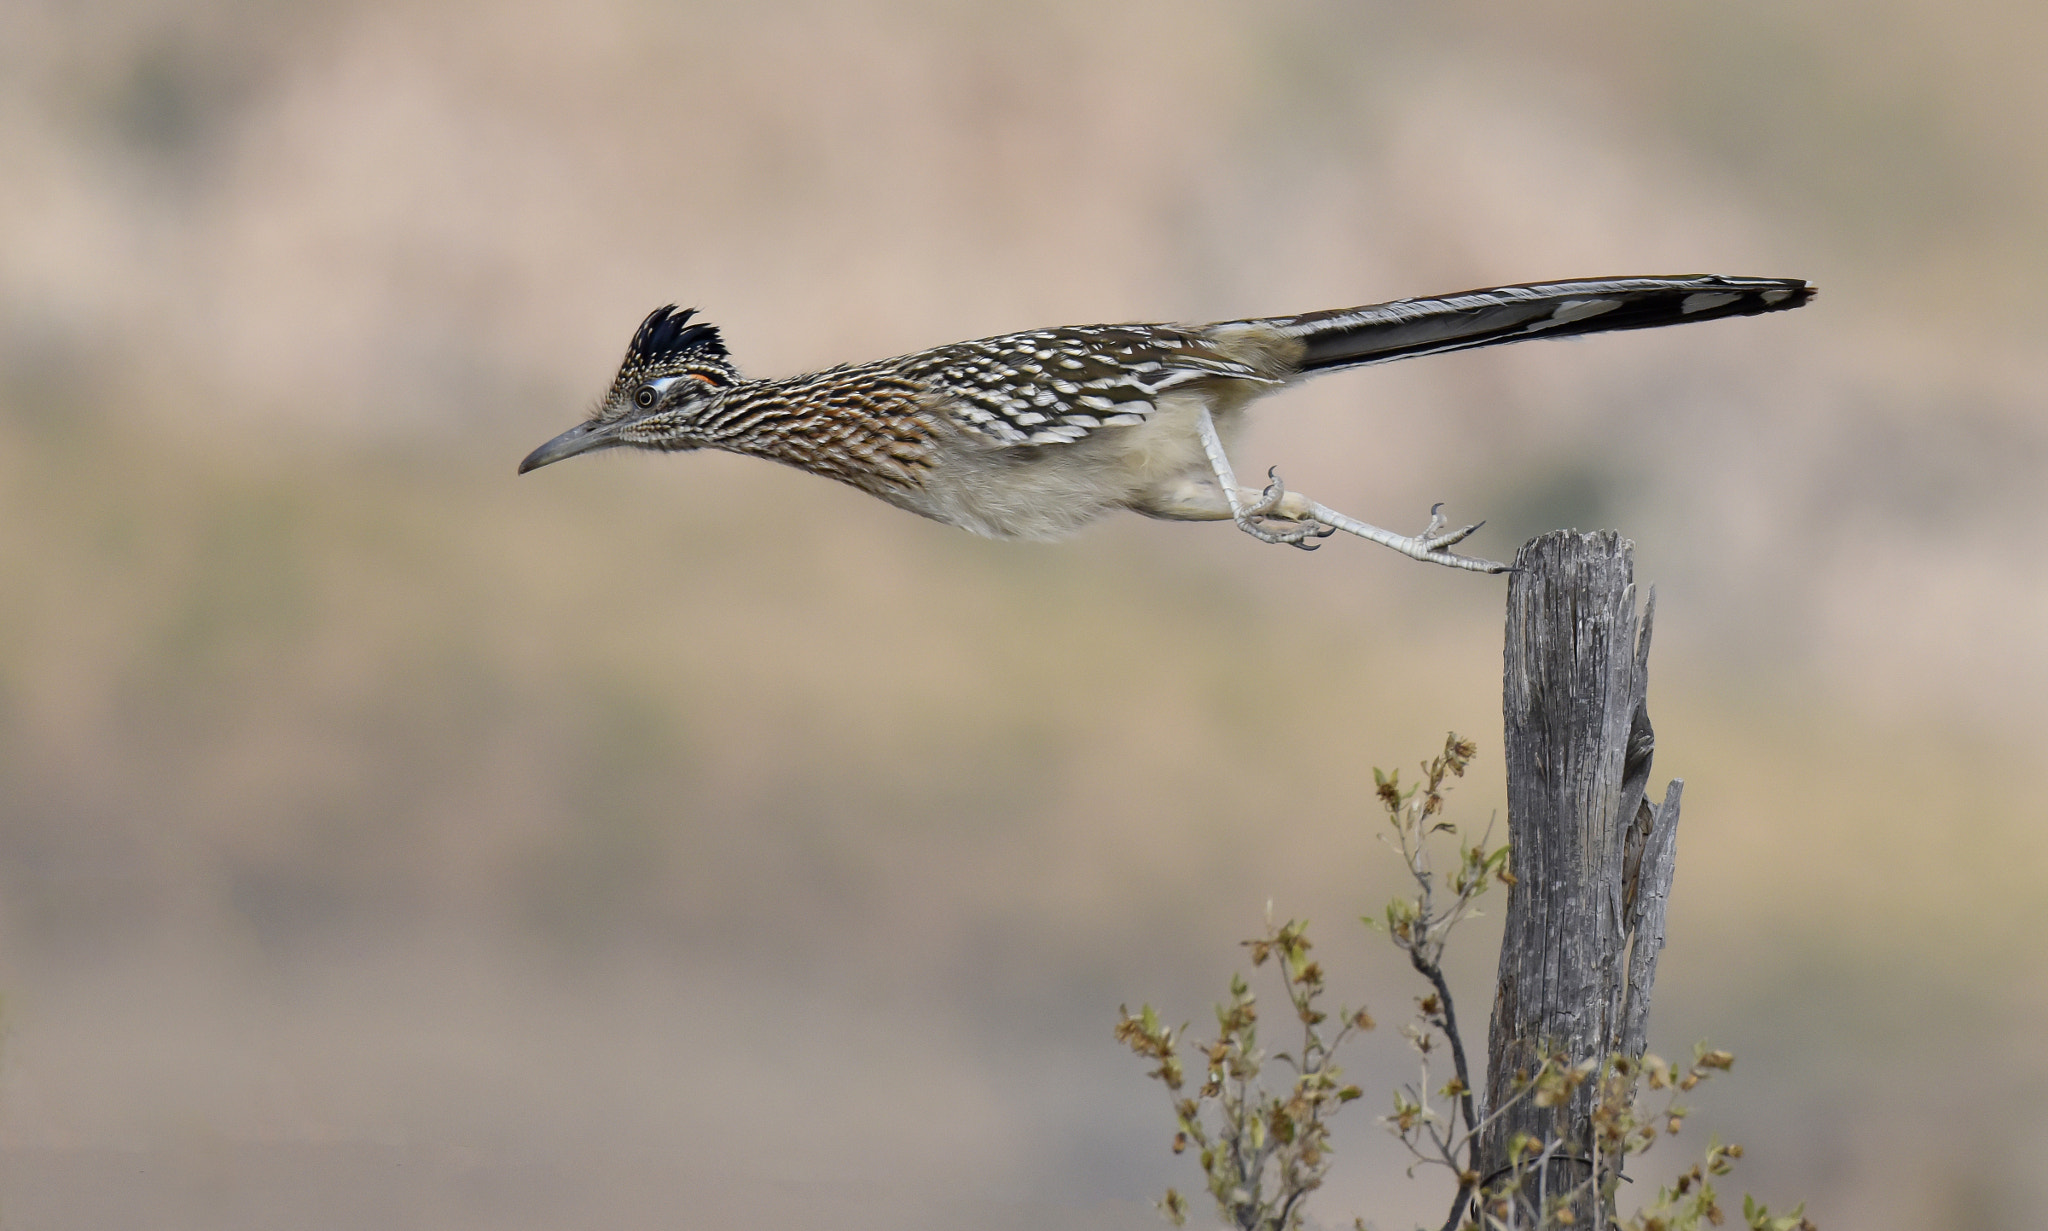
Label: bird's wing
xmin=897 ymin=325 xmax=1271 ymax=447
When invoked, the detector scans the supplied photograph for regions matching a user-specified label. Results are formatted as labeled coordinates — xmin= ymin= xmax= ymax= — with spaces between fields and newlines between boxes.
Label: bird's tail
xmin=1226 ymin=275 xmax=1814 ymax=374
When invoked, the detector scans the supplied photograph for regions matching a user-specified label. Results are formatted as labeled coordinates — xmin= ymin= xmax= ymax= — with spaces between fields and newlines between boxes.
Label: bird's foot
xmin=1235 ymin=469 xmax=1334 ymax=551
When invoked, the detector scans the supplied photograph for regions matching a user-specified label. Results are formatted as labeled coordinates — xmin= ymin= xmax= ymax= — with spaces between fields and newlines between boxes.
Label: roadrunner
xmin=520 ymin=275 xmax=1812 ymax=572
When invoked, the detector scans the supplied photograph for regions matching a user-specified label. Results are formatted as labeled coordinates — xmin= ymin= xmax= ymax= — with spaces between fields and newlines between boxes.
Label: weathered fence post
xmin=1478 ymin=530 xmax=1684 ymax=1225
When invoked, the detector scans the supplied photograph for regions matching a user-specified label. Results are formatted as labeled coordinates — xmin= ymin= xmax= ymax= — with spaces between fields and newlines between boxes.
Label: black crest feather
xmin=628 ymin=305 xmax=729 ymax=368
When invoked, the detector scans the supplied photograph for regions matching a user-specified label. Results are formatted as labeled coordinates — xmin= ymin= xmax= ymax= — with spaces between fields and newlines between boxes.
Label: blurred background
xmin=1 ymin=1 xmax=2043 ymax=1227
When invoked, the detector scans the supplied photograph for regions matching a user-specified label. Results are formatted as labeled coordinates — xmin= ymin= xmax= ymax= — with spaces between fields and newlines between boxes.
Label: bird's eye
xmin=633 ymin=385 xmax=658 ymax=409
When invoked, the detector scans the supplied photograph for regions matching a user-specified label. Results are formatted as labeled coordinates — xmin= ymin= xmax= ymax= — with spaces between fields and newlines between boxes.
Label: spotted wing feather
xmin=898 ymin=325 xmax=1270 ymax=447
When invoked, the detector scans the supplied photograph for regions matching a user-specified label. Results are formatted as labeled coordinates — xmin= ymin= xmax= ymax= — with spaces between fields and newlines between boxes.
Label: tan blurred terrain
xmin=2 ymin=1 xmax=2046 ymax=1228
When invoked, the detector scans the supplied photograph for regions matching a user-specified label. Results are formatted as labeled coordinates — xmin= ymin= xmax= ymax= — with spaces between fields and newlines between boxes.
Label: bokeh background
xmin=2 ymin=1 xmax=2044 ymax=1228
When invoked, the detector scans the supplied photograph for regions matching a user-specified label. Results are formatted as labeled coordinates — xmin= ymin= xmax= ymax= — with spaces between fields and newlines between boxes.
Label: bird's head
xmin=519 ymin=305 xmax=740 ymax=474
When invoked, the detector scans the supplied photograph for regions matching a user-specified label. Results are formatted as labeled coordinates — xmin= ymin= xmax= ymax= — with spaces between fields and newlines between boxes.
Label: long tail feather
xmin=1236 ymin=275 xmax=1814 ymax=373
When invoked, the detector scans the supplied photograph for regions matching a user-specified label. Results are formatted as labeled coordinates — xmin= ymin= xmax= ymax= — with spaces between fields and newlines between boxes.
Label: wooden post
xmin=1479 ymin=530 xmax=1684 ymax=1224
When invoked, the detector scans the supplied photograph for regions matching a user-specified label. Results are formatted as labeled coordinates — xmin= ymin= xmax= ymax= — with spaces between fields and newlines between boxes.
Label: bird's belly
xmin=914 ymin=396 xmax=1240 ymax=540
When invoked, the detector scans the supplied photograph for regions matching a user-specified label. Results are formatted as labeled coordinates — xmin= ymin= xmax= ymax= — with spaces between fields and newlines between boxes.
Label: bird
xmin=519 ymin=275 xmax=1812 ymax=572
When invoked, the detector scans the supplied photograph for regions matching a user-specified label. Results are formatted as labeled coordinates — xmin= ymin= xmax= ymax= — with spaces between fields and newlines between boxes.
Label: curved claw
xmin=1420 ymin=502 xmax=1450 ymax=540
xmin=1246 ymin=466 xmax=1289 ymax=518
xmin=1421 ymin=519 xmax=1484 ymax=552
xmin=1278 ymin=519 xmax=1334 ymax=551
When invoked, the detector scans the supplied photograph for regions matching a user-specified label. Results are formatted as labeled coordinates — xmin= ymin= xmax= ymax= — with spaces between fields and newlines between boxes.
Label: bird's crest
xmin=596 ymin=304 xmax=741 ymax=423
xmin=626 ymin=305 xmax=729 ymax=372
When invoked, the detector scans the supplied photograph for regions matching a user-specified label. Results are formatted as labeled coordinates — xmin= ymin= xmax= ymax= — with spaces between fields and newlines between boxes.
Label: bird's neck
xmin=701 ymin=375 xmax=938 ymax=494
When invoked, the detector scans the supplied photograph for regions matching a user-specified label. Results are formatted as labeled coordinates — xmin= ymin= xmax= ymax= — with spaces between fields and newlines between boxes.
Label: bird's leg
xmin=1289 ymin=497 xmax=1508 ymax=574
xmin=1188 ymin=408 xmax=1506 ymax=571
xmin=1193 ymin=408 xmax=1333 ymax=550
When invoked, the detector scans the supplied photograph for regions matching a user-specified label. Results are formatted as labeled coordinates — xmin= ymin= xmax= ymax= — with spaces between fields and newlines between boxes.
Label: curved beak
xmin=518 ymin=420 xmax=618 ymax=474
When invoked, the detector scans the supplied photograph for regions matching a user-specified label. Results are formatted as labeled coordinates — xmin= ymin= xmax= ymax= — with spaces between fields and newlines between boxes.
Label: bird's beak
xmin=518 ymin=420 xmax=618 ymax=474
